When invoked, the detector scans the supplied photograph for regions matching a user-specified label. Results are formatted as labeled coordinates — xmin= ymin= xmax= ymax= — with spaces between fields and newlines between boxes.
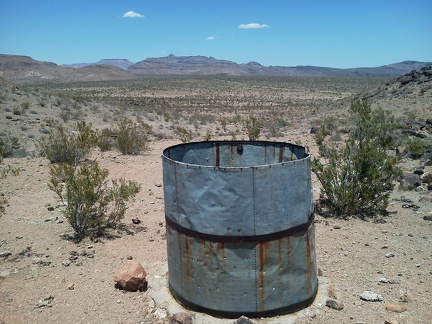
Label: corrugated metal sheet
xmin=162 ymin=141 xmax=317 ymax=318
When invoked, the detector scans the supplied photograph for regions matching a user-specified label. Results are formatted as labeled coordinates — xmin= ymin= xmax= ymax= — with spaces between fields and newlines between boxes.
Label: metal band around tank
xmin=165 ymin=212 xmax=314 ymax=243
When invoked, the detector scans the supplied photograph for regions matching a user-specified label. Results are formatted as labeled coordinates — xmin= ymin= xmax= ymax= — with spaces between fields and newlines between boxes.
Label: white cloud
xmin=122 ymin=11 xmax=144 ymax=18
xmin=239 ymin=23 xmax=269 ymax=29
xmin=206 ymin=36 xmax=216 ymax=40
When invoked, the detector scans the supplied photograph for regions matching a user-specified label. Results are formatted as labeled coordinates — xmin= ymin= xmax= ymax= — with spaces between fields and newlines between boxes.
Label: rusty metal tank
xmin=162 ymin=141 xmax=317 ymax=318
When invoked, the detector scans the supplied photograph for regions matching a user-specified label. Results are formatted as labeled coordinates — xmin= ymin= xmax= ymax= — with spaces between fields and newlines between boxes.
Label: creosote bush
xmin=312 ymin=100 xmax=402 ymax=218
xmin=244 ymin=115 xmax=263 ymax=141
xmin=38 ymin=121 xmax=97 ymax=165
xmin=96 ymin=128 xmax=114 ymax=152
xmin=175 ymin=126 xmax=193 ymax=143
xmin=113 ymin=117 xmax=151 ymax=155
xmin=49 ymin=161 xmax=140 ymax=240
xmin=405 ymin=137 xmax=432 ymax=159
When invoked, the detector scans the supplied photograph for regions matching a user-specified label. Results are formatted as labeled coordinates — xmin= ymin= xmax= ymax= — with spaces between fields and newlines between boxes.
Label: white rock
xmin=360 ymin=290 xmax=383 ymax=301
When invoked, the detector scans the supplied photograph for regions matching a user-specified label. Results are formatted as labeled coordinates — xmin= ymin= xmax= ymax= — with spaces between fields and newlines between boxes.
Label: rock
xmin=399 ymin=173 xmax=421 ymax=190
xmin=233 ymin=315 xmax=254 ymax=324
xmin=0 ymin=251 xmax=12 ymax=257
xmin=62 ymin=260 xmax=71 ymax=267
xmin=420 ymin=152 xmax=432 ymax=164
xmin=326 ymin=298 xmax=344 ymax=310
xmin=423 ymin=213 xmax=432 ymax=221
xmin=413 ymin=167 xmax=424 ymax=175
xmin=386 ymin=303 xmax=407 ymax=313
xmin=36 ymin=295 xmax=54 ymax=308
xmin=359 ymin=291 xmax=383 ymax=302
xmin=384 ymin=320 xmax=399 ymax=324
xmin=47 ymin=206 xmax=55 ymax=211
xmin=154 ymin=308 xmax=167 ymax=318
xmin=0 ymin=270 xmax=11 ymax=278
xmin=67 ymin=283 xmax=74 ymax=290
xmin=396 ymin=146 xmax=408 ymax=156
xmin=421 ymin=172 xmax=432 ymax=184
xmin=168 ymin=312 xmax=193 ymax=324
xmin=310 ymin=126 xmax=320 ymax=134
xmin=113 ymin=260 xmax=147 ymax=292
xmin=131 ymin=218 xmax=141 ymax=224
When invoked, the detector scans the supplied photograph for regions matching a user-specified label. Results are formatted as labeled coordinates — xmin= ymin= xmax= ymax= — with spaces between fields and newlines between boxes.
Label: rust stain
xmin=215 ymin=143 xmax=220 ymax=167
xmin=258 ymin=241 xmax=269 ymax=309
xmin=216 ymin=242 xmax=225 ymax=271
xmin=278 ymin=145 xmax=284 ymax=163
xmin=184 ymin=235 xmax=192 ymax=278
xmin=278 ymin=238 xmax=282 ymax=273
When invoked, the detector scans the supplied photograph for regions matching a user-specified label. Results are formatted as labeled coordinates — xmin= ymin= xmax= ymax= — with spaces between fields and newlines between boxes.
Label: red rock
xmin=113 ymin=260 xmax=147 ymax=292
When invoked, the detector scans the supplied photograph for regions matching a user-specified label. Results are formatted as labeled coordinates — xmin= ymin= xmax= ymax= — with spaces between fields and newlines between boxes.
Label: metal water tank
xmin=162 ymin=141 xmax=317 ymax=318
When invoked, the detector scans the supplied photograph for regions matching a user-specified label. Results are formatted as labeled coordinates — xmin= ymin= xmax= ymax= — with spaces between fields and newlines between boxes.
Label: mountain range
xmin=1 ymin=54 xmax=431 ymax=83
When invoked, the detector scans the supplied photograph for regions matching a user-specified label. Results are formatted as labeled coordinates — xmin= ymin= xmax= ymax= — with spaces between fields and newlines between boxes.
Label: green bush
xmin=113 ymin=118 xmax=150 ymax=155
xmin=406 ymin=137 xmax=432 ymax=159
xmin=312 ymin=100 xmax=402 ymax=218
xmin=96 ymin=128 xmax=114 ymax=152
xmin=0 ymin=194 xmax=7 ymax=216
xmin=49 ymin=161 xmax=141 ymax=240
xmin=38 ymin=121 xmax=97 ymax=165
xmin=244 ymin=116 xmax=263 ymax=141
xmin=175 ymin=126 xmax=192 ymax=143
xmin=0 ymin=133 xmax=20 ymax=158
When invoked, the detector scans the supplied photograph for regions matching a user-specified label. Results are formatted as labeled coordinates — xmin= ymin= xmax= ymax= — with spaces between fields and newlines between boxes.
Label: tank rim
xmin=161 ymin=140 xmax=310 ymax=169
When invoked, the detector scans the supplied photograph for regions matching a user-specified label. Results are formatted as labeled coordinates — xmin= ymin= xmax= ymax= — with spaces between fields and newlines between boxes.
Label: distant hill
xmin=0 ymin=54 xmax=135 ymax=83
xmin=130 ymin=55 xmax=432 ymax=76
xmin=62 ymin=59 xmax=135 ymax=70
xmin=0 ymin=54 xmax=431 ymax=83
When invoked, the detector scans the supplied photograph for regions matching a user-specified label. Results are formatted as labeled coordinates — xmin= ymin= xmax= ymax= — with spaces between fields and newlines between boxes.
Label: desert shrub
xmin=49 ymin=161 xmax=140 ymax=240
xmin=405 ymin=137 xmax=432 ymax=159
xmin=37 ymin=121 xmax=97 ymax=165
xmin=220 ymin=118 xmax=228 ymax=132
xmin=0 ymin=133 xmax=20 ymax=158
xmin=1 ymin=164 xmax=21 ymax=178
xmin=59 ymin=110 xmax=70 ymax=123
xmin=12 ymin=106 xmax=21 ymax=115
xmin=202 ymin=129 xmax=213 ymax=141
xmin=0 ymin=194 xmax=7 ymax=216
xmin=244 ymin=115 xmax=263 ymax=141
xmin=112 ymin=118 xmax=150 ymax=155
xmin=312 ymin=100 xmax=402 ymax=218
xmin=96 ymin=128 xmax=114 ymax=152
xmin=175 ymin=126 xmax=192 ymax=143
xmin=19 ymin=101 xmax=30 ymax=115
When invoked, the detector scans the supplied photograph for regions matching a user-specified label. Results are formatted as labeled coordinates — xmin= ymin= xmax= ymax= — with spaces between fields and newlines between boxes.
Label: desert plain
xmin=0 ymin=70 xmax=431 ymax=323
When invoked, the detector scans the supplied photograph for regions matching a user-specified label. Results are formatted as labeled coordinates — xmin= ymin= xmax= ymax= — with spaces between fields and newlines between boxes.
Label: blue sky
xmin=0 ymin=0 xmax=431 ymax=68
